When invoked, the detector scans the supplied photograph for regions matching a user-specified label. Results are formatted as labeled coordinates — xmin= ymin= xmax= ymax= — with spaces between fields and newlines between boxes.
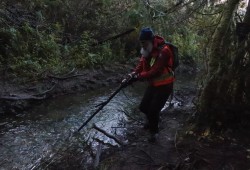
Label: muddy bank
xmin=98 ymin=113 xmax=250 ymax=170
xmin=0 ymin=58 xmax=197 ymax=115
xmin=0 ymin=62 xmax=135 ymax=115
xmin=94 ymin=87 xmax=250 ymax=170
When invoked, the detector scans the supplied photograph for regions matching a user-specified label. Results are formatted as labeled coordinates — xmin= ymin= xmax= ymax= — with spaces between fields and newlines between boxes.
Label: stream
xmin=0 ymin=75 xmax=195 ymax=170
xmin=0 ymin=83 xmax=146 ymax=169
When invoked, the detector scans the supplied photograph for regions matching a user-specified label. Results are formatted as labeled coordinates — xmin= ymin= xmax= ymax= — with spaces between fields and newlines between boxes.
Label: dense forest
xmin=0 ymin=0 xmax=207 ymax=78
xmin=1 ymin=0 xmax=249 ymax=130
xmin=0 ymin=0 xmax=250 ymax=169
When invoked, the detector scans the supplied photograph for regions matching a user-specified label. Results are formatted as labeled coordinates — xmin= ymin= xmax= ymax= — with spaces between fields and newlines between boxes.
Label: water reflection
xmin=0 ymin=75 xmax=195 ymax=169
xmin=0 ymin=84 xmax=143 ymax=169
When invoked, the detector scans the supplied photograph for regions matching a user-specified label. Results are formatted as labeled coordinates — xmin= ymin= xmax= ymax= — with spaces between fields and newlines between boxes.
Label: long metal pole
xmin=77 ymin=83 xmax=126 ymax=132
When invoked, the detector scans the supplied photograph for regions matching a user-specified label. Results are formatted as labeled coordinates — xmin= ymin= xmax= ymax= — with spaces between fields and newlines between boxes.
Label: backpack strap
xmin=157 ymin=42 xmax=174 ymax=72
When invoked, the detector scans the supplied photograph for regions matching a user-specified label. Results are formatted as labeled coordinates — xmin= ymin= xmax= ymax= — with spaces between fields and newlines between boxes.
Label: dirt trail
xmin=98 ymin=89 xmax=195 ymax=170
xmin=97 ymin=88 xmax=250 ymax=170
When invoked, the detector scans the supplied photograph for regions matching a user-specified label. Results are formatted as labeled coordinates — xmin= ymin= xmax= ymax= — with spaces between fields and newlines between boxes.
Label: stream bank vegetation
xmin=0 ymin=0 xmax=250 ymax=169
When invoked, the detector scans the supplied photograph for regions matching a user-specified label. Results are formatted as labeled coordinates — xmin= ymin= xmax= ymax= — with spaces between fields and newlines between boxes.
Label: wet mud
xmin=0 ymin=62 xmax=134 ymax=115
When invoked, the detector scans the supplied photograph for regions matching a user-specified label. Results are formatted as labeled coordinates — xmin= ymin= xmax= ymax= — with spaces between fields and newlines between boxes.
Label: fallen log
xmin=94 ymin=143 xmax=103 ymax=168
xmin=93 ymin=123 xmax=125 ymax=146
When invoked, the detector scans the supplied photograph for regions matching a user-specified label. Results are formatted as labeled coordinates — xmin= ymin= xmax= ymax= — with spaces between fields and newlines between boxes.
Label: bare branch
xmin=118 ymin=108 xmax=142 ymax=124
xmin=34 ymin=83 xmax=57 ymax=96
xmin=0 ymin=94 xmax=46 ymax=100
xmin=0 ymin=84 xmax=56 ymax=101
xmin=92 ymin=123 xmax=125 ymax=146
xmin=94 ymin=143 xmax=102 ymax=168
xmin=47 ymin=74 xmax=86 ymax=80
xmin=46 ymin=68 xmax=86 ymax=80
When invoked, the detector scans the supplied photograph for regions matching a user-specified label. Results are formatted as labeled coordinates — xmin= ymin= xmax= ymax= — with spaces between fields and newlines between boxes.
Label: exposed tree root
xmin=0 ymin=83 xmax=56 ymax=100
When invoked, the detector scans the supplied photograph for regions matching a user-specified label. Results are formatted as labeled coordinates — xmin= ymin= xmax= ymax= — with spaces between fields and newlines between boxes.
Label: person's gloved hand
xmin=121 ymin=72 xmax=139 ymax=86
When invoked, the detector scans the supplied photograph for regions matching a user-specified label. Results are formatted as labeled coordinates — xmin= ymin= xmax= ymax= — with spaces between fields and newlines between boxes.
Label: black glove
xmin=121 ymin=72 xmax=139 ymax=86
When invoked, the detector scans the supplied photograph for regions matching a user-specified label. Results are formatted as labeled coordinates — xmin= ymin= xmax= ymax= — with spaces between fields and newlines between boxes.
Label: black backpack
xmin=164 ymin=42 xmax=179 ymax=71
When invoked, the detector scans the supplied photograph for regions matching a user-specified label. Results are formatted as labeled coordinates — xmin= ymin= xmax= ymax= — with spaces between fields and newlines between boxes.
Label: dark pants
xmin=139 ymin=83 xmax=173 ymax=134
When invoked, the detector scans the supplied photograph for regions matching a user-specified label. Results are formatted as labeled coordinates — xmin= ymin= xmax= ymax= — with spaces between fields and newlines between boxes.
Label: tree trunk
xmin=197 ymin=0 xmax=250 ymax=129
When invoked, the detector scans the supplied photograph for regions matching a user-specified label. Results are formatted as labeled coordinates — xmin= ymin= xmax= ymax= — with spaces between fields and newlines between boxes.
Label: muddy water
xmin=0 ymin=75 xmax=195 ymax=170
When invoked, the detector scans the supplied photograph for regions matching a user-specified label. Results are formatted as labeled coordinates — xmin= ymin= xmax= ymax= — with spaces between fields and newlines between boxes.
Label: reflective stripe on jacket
xmin=134 ymin=35 xmax=175 ymax=86
xmin=149 ymin=51 xmax=175 ymax=86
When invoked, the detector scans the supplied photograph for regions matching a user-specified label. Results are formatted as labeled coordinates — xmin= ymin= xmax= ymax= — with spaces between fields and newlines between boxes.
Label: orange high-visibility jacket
xmin=134 ymin=35 xmax=175 ymax=86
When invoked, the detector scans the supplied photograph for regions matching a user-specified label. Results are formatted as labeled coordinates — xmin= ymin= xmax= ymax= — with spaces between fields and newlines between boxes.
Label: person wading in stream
xmin=123 ymin=27 xmax=175 ymax=142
